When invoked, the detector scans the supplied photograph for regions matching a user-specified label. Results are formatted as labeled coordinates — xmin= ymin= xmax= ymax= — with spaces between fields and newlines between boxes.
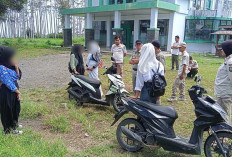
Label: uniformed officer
xmin=168 ymin=42 xmax=189 ymax=102
xmin=111 ymin=36 xmax=127 ymax=77
xmin=152 ymin=40 xmax=166 ymax=71
xmin=215 ymin=40 xmax=232 ymax=124
xmin=129 ymin=40 xmax=143 ymax=92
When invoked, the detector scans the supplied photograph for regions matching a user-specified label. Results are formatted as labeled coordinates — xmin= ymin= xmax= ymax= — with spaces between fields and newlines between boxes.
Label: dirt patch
xmin=21 ymin=119 xmax=101 ymax=153
xmin=19 ymin=53 xmax=89 ymax=90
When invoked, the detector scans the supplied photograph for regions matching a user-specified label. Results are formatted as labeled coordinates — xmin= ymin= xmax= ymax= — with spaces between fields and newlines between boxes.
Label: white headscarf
xmin=138 ymin=43 xmax=159 ymax=74
xmin=88 ymin=41 xmax=100 ymax=55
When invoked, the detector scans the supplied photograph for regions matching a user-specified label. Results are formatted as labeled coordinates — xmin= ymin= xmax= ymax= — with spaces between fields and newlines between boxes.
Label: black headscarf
xmin=221 ymin=40 xmax=232 ymax=57
xmin=0 ymin=46 xmax=15 ymax=69
xmin=71 ymin=44 xmax=84 ymax=65
xmin=0 ymin=46 xmax=22 ymax=79
xmin=71 ymin=44 xmax=85 ymax=75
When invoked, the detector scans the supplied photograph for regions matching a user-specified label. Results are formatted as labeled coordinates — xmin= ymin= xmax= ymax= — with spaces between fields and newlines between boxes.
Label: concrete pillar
xmin=147 ymin=8 xmax=159 ymax=43
xmin=150 ymin=8 xmax=158 ymax=29
xmin=85 ymin=13 xmax=94 ymax=46
xmin=63 ymin=15 xmax=72 ymax=47
xmin=216 ymin=0 xmax=224 ymax=17
xmin=106 ymin=19 xmax=111 ymax=48
xmin=86 ymin=13 xmax=93 ymax=28
xmin=114 ymin=11 xmax=121 ymax=28
xmin=133 ymin=19 xmax=139 ymax=48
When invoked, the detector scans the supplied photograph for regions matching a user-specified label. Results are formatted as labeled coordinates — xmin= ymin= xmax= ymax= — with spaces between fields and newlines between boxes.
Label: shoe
xmin=178 ymin=97 xmax=186 ymax=101
xmin=168 ymin=97 xmax=177 ymax=102
xmin=12 ymin=130 xmax=23 ymax=135
xmin=171 ymin=69 xmax=174 ymax=71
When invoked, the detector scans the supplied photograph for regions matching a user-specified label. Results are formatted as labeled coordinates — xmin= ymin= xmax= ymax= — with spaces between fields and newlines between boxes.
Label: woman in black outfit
xmin=0 ymin=46 xmax=22 ymax=134
xmin=69 ymin=44 xmax=85 ymax=75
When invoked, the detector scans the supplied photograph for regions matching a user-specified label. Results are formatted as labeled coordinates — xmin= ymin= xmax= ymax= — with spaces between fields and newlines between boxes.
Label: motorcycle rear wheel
xmin=116 ymin=118 xmax=144 ymax=152
xmin=204 ymin=131 xmax=232 ymax=157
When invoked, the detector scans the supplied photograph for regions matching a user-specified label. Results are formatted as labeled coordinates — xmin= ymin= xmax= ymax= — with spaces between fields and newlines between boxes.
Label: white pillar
xmin=150 ymin=8 xmax=158 ymax=28
xmin=167 ymin=12 xmax=175 ymax=52
xmin=114 ymin=11 xmax=121 ymax=28
xmin=217 ymin=0 xmax=224 ymax=17
xmin=133 ymin=19 xmax=139 ymax=48
xmin=86 ymin=13 xmax=93 ymax=28
xmin=65 ymin=15 xmax=70 ymax=28
xmin=106 ymin=19 xmax=111 ymax=48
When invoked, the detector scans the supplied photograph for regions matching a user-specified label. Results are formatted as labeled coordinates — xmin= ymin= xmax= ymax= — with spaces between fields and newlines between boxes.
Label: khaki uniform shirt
xmin=156 ymin=51 xmax=166 ymax=71
xmin=215 ymin=54 xmax=232 ymax=97
xmin=111 ymin=44 xmax=127 ymax=63
xmin=130 ymin=50 xmax=140 ymax=71
xmin=178 ymin=51 xmax=189 ymax=75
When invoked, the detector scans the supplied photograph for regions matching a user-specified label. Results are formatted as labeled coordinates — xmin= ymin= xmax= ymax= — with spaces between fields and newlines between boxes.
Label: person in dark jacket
xmin=70 ymin=44 xmax=85 ymax=75
xmin=0 ymin=46 xmax=22 ymax=134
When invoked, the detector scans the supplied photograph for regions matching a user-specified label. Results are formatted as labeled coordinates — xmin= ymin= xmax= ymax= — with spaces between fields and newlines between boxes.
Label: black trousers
xmin=187 ymin=69 xmax=198 ymax=78
xmin=0 ymin=85 xmax=20 ymax=133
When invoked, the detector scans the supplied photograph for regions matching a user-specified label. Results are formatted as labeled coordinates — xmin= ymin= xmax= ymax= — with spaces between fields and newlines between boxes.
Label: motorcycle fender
xmin=111 ymin=108 xmax=128 ymax=126
xmin=211 ymin=122 xmax=232 ymax=132
xmin=120 ymin=89 xmax=130 ymax=95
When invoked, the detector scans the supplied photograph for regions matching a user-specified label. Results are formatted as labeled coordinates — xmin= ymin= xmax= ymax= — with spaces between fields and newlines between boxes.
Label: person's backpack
xmin=151 ymin=62 xmax=167 ymax=97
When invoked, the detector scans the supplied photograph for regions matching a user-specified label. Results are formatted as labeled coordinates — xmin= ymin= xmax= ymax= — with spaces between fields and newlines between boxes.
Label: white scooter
xmin=67 ymin=57 xmax=129 ymax=112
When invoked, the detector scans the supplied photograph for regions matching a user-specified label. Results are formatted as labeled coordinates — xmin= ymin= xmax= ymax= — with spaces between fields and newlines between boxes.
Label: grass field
xmin=0 ymin=37 xmax=85 ymax=58
xmin=0 ymin=40 xmax=225 ymax=156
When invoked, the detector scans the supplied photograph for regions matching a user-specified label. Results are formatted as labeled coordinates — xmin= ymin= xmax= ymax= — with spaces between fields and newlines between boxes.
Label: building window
xmin=93 ymin=21 xmax=106 ymax=47
xmin=117 ymin=0 xmax=123 ymax=4
xmin=126 ymin=0 xmax=133 ymax=3
xmin=109 ymin=0 xmax=115 ymax=5
xmin=185 ymin=19 xmax=220 ymax=42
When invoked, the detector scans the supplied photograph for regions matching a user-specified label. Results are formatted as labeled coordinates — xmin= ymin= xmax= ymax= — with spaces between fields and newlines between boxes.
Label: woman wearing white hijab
xmin=86 ymin=41 xmax=103 ymax=95
xmin=131 ymin=43 xmax=165 ymax=103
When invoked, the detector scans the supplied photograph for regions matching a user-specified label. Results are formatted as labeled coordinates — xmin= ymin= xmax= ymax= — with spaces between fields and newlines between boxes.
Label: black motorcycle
xmin=112 ymin=77 xmax=232 ymax=156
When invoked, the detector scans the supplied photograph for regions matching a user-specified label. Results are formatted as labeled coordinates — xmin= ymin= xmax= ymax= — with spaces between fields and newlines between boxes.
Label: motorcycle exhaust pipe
xmin=68 ymin=89 xmax=82 ymax=100
xmin=121 ymin=126 xmax=143 ymax=143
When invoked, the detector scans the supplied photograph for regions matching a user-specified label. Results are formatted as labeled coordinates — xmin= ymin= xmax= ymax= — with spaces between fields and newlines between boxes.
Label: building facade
xmin=61 ymin=0 xmax=232 ymax=53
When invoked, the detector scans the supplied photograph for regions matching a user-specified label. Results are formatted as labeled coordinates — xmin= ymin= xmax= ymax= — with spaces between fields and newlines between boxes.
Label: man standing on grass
xmin=171 ymin=35 xmax=180 ymax=71
xmin=111 ymin=36 xmax=127 ymax=77
xmin=168 ymin=42 xmax=189 ymax=102
xmin=215 ymin=40 xmax=232 ymax=124
xmin=129 ymin=40 xmax=143 ymax=92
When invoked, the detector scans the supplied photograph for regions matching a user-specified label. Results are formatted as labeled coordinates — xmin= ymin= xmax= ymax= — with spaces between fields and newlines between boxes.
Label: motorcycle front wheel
xmin=204 ymin=131 xmax=232 ymax=157
xmin=116 ymin=118 xmax=145 ymax=152
xmin=111 ymin=94 xmax=125 ymax=112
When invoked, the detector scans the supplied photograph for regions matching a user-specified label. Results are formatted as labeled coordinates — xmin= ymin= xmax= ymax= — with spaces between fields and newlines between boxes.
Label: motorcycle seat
xmin=132 ymin=99 xmax=178 ymax=119
xmin=74 ymin=75 xmax=101 ymax=88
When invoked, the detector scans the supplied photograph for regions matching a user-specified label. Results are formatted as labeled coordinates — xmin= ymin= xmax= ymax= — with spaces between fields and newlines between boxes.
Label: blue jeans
xmin=140 ymin=82 xmax=157 ymax=104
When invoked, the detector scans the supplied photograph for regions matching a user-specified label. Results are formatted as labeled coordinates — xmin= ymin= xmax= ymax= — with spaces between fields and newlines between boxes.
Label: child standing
xmin=168 ymin=42 xmax=189 ymax=102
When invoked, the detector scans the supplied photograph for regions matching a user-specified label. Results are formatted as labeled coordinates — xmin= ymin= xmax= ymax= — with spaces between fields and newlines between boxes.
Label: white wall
xmin=92 ymin=0 xmax=99 ymax=6
xmin=187 ymin=43 xmax=216 ymax=54
xmin=176 ymin=0 xmax=190 ymax=14
xmin=167 ymin=12 xmax=186 ymax=51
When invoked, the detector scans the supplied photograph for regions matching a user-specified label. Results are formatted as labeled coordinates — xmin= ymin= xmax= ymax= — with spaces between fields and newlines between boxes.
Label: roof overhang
xmin=60 ymin=1 xmax=179 ymax=16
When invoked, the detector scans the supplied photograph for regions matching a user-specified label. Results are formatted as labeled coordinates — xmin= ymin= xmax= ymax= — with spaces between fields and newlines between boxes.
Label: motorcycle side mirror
xmin=111 ymin=57 xmax=116 ymax=62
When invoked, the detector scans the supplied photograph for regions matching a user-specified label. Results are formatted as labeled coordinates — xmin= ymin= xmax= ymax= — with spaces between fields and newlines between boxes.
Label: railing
xmin=189 ymin=10 xmax=217 ymax=17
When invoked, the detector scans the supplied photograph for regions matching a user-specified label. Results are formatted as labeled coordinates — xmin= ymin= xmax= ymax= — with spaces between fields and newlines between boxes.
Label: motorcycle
xmin=67 ymin=57 xmax=129 ymax=112
xmin=112 ymin=76 xmax=232 ymax=156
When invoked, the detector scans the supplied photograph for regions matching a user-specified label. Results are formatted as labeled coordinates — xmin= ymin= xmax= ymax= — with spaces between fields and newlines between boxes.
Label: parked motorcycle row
xmin=68 ymin=60 xmax=232 ymax=156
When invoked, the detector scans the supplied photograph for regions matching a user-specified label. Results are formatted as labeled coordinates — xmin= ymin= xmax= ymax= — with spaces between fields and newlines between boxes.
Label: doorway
xmin=121 ymin=20 xmax=134 ymax=49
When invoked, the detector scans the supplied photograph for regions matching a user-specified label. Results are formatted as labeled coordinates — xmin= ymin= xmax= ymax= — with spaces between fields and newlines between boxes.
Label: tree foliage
xmin=0 ymin=0 xmax=27 ymax=16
